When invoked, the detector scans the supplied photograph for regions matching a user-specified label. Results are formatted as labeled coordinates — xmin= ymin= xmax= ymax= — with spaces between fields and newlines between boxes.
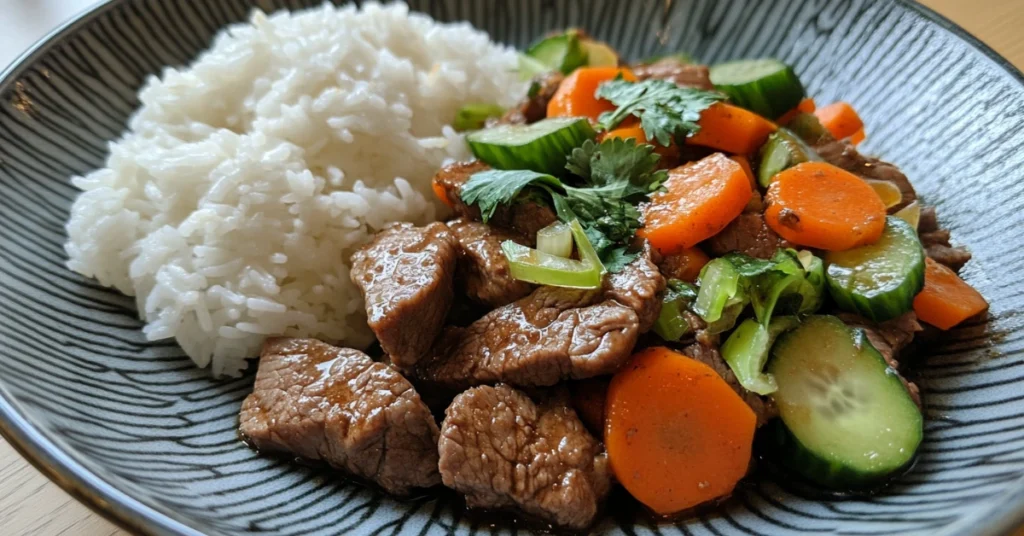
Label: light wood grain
xmin=1 ymin=0 xmax=1023 ymax=534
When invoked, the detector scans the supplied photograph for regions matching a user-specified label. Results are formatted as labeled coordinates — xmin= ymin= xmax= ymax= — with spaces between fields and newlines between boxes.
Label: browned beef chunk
xmin=813 ymin=139 xmax=916 ymax=211
xmin=922 ymin=232 xmax=972 ymax=272
xmin=433 ymin=160 xmax=488 ymax=220
xmin=836 ymin=312 xmax=922 ymax=369
xmin=705 ymin=213 xmax=792 ymax=259
xmin=681 ymin=341 xmax=778 ymax=427
xmin=920 ymin=227 xmax=972 ymax=272
xmin=632 ymin=59 xmax=714 ymax=90
xmin=447 ymin=218 xmax=535 ymax=308
xmin=493 ymin=71 xmax=565 ymax=125
xmin=350 ymin=222 xmax=458 ymax=368
xmin=239 ymin=338 xmax=440 ymax=494
xmin=569 ymin=377 xmax=610 ymax=437
xmin=413 ymin=288 xmax=638 ymax=390
xmin=412 ymin=250 xmax=663 ymax=390
xmin=432 ymin=161 xmax=558 ymax=240
xmin=658 ymin=250 xmax=701 ymax=282
xmin=917 ymin=205 xmax=973 ymax=272
xmin=438 ymin=384 xmax=611 ymax=530
xmin=602 ymin=243 xmax=667 ymax=332
xmin=836 ymin=312 xmax=923 ymax=406
xmin=919 ymin=205 xmax=940 ymax=233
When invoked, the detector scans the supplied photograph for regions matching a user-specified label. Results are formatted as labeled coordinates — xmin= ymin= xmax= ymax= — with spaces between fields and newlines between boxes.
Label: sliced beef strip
xmin=412 ymin=251 xmax=663 ymax=390
xmin=919 ymin=206 xmax=940 ymax=233
xmin=239 ymin=338 xmax=440 ymax=494
xmin=812 ymin=139 xmax=917 ymax=211
xmin=658 ymin=250 xmax=701 ymax=283
xmin=922 ymin=232 xmax=972 ymax=272
xmin=413 ymin=287 xmax=638 ymax=390
xmin=350 ymin=222 xmax=458 ymax=368
xmin=447 ymin=218 xmax=535 ymax=308
xmin=569 ymin=377 xmax=610 ymax=437
xmin=602 ymin=243 xmax=667 ymax=333
xmin=438 ymin=384 xmax=611 ymax=530
xmin=836 ymin=312 xmax=923 ymax=407
xmin=704 ymin=213 xmax=792 ymax=259
xmin=492 ymin=71 xmax=565 ymax=126
xmin=432 ymin=161 xmax=558 ymax=240
xmin=682 ymin=340 xmax=778 ymax=427
xmin=917 ymin=205 xmax=971 ymax=270
xmin=632 ymin=59 xmax=715 ymax=90
xmin=836 ymin=312 xmax=922 ymax=370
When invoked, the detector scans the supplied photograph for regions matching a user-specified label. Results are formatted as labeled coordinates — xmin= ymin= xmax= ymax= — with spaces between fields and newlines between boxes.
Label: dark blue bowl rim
xmin=0 ymin=1 xmax=1022 ymax=535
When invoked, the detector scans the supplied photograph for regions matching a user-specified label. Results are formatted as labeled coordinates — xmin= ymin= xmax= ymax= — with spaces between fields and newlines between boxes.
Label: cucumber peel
xmin=825 ymin=216 xmax=925 ymax=322
xmin=466 ymin=117 xmax=597 ymax=175
xmin=710 ymin=58 xmax=805 ymax=119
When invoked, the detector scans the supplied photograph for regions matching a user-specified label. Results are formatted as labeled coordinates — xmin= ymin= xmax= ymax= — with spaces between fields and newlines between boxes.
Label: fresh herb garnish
xmin=459 ymin=169 xmax=563 ymax=222
xmin=596 ymin=79 xmax=725 ymax=146
xmin=459 ymin=138 xmax=666 ymax=271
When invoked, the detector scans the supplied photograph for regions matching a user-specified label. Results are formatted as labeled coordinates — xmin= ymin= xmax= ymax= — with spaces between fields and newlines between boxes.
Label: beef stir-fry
xmin=239 ymin=29 xmax=988 ymax=529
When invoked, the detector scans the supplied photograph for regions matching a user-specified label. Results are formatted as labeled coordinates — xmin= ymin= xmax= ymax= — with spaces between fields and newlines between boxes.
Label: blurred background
xmin=2 ymin=0 xmax=1023 ymax=69
xmin=0 ymin=0 xmax=1022 ymax=535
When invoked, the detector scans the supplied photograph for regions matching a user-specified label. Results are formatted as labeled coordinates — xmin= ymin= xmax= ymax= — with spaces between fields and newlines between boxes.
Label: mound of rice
xmin=64 ymin=2 xmax=525 ymax=376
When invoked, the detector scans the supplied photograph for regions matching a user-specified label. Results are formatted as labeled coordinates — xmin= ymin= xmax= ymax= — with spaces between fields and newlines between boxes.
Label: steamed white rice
xmin=64 ymin=2 xmax=525 ymax=376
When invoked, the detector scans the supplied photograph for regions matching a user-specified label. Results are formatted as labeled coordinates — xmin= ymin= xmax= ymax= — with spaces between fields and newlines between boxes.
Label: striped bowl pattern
xmin=1 ymin=0 xmax=1023 ymax=534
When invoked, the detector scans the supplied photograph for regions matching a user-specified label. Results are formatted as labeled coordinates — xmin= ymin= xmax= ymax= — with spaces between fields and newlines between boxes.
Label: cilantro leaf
xmin=600 ymin=246 xmax=638 ymax=273
xmin=460 ymin=169 xmax=563 ymax=222
xmin=566 ymin=138 xmax=667 ymax=194
xmin=595 ymin=79 xmax=725 ymax=146
xmin=459 ymin=137 xmax=674 ymax=274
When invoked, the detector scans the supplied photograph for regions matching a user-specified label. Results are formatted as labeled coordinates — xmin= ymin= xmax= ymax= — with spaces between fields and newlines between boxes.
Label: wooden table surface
xmin=2 ymin=0 xmax=1024 ymax=534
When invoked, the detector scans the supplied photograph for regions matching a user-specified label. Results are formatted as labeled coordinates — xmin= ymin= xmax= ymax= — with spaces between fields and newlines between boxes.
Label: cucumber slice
xmin=768 ymin=315 xmax=923 ymax=487
xmin=525 ymin=30 xmax=588 ymax=75
xmin=710 ymin=59 xmax=806 ymax=119
xmin=517 ymin=54 xmax=551 ymax=81
xmin=453 ymin=103 xmax=506 ymax=132
xmin=757 ymin=128 xmax=822 ymax=187
xmin=581 ymin=39 xmax=619 ymax=67
xmin=785 ymin=113 xmax=830 ymax=145
xmin=825 ymin=217 xmax=925 ymax=322
xmin=466 ymin=117 xmax=597 ymax=175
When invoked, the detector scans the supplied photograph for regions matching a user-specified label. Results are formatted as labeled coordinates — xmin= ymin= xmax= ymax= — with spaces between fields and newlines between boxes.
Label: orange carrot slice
xmin=432 ymin=179 xmax=452 ymax=208
xmin=765 ymin=161 xmax=887 ymax=251
xmin=730 ymin=155 xmax=756 ymax=188
xmin=639 ymin=153 xmax=752 ymax=254
xmin=605 ymin=346 xmax=756 ymax=516
xmin=686 ymin=102 xmax=778 ymax=155
xmin=815 ymin=101 xmax=864 ymax=140
xmin=849 ymin=127 xmax=866 ymax=145
xmin=913 ymin=258 xmax=988 ymax=330
xmin=659 ymin=247 xmax=711 ymax=283
xmin=604 ymin=125 xmax=679 ymax=159
xmin=547 ymin=67 xmax=637 ymax=121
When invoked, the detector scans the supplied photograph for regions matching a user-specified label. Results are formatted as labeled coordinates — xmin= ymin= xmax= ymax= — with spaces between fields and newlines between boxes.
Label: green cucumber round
xmin=525 ymin=31 xmax=588 ymax=75
xmin=581 ymin=39 xmax=619 ymax=67
xmin=710 ymin=58 xmax=806 ymax=119
xmin=785 ymin=113 xmax=830 ymax=145
xmin=757 ymin=128 xmax=822 ymax=187
xmin=825 ymin=216 xmax=925 ymax=322
xmin=466 ymin=117 xmax=596 ymax=175
xmin=768 ymin=315 xmax=923 ymax=488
